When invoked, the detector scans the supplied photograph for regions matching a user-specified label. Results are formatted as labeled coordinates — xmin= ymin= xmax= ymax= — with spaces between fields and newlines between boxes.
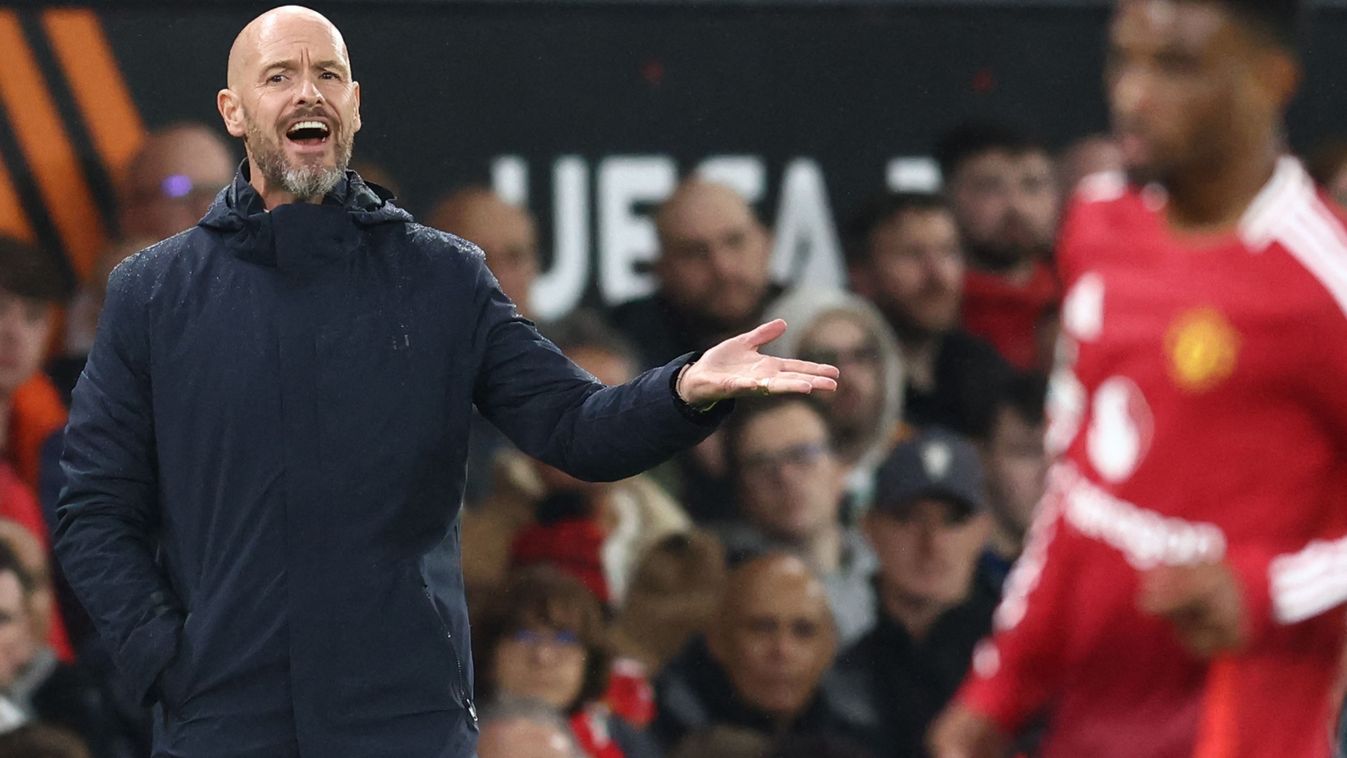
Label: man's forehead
xmin=1113 ymin=0 xmax=1230 ymax=50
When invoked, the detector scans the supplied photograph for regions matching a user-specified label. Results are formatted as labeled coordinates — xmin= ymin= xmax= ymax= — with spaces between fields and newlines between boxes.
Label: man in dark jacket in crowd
xmin=52 ymin=7 xmax=838 ymax=758
xmin=836 ymin=430 xmax=999 ymax=757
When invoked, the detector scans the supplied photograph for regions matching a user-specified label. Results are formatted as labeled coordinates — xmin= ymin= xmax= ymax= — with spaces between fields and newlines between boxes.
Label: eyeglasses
xmin=506 ymin=628 xmax=582 ymax=650
xmin=800 ymin=345 xmax=881 ymax=368
xmin=740 ymin=441 xmax=830 ymax=478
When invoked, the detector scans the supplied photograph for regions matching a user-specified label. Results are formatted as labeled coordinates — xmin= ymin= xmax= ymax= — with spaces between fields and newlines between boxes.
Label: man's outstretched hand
xmin=1138 ymin=561 xmax=1248 ymax=657
xmin=676 ymin=319 xmax=839 ymax=407
xmin=927 ymin=703 xmax=1009 ymax=758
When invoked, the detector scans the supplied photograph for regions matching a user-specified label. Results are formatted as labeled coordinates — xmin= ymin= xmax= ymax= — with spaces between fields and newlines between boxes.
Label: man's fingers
xmin=1138 ymin=565 xmax=1211 ymax=617
xmin=777 ymin=357 xmax=841 ymax=379
xmin=739 ymin=319 xmax=788 ymax=349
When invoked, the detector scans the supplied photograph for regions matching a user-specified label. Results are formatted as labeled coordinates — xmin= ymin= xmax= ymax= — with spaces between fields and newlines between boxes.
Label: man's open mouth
xmin=286 ymin=120 xmax=330 ymax=146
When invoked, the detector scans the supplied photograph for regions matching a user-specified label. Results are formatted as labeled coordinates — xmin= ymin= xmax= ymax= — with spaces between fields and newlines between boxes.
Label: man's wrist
xmin=674 ymin=362 xmax=717 ymax=412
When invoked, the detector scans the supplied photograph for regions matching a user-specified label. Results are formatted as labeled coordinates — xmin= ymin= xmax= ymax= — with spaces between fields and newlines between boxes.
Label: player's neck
xmin=1163 ymin=140 xmax=1281 ymax=234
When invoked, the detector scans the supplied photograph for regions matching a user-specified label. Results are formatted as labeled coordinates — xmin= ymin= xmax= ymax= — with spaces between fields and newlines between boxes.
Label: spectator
xmin=609 ymin=529 xmax=728 ymax=677
xmin=0 ymin=540 xmax=125 ymax=757
xmin=610 ymin=179 xmax=786 ymax=522
xmin=473 ymin=566 xmax=658 ymax=758
xmin=844 ymin=192 xmax=1011 ymax=436
xmin=612 ymin=179 xmax=780 ymax=369
xmin=116 ymin=122 xmax=236 ymax=244
xmin=476 ymin=698 xmax=585 ymax=758
xmin=654 ymin=553 xmax=869 ymax=750
xmin=935 ymin=121 xmax=1062 ymax=371
xmin=836 ymin=429 xmax=998 ymax=758
xmin=0 ymin=237 xmax=70 ymax=498
xmin=1057 ymin=133 xmax=1125 ymax=196
xmin=975 ymin=372 xmax=1049 ymax=587
xmin=426 ymin=187 xmax=540 ymax=320
xmin=0 ymin=723 xmax=91 ymax=758
xmin=717 ymin=397 xmax=876 ymax=645
xmin=463 ymin=311 xmax=691 ymax=608
xmin=765 ymin=289 xmax=909 ymax=510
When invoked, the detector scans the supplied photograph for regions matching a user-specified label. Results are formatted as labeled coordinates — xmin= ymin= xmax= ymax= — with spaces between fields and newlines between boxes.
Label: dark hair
xmin=842 ymin=191 xmax=949 ymax=268
xmin=934 ymin=120 xmax=1049 ymax=183
xmin=472 ymin=565 xmax=611 ymax=714
xmin=0 ymin=236 xmax=71 ymax=303
xmin=541 ymin=309 xmax=639 ymax=373
xmin=981 ymin=371 xmax=1049 ymax=441
xmin=721 ymin=396 xmax=832 ymax=483
xmin=1209 ymin=0 xmax=1302 ymax=51
xmin=0 ymin=723 xmax=91 ymax=758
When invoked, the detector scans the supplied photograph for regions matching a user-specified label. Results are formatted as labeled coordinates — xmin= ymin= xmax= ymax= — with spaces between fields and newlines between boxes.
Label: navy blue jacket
xmin=54 ymin=169 xmax=726 ymax=758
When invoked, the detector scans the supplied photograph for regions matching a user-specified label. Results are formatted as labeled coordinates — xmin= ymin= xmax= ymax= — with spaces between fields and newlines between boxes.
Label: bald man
xmin=611 ymin=179 xmax=781 ymax=370
xmin=53 ymin=7 xmax=838 ymax=758
xmin=427 ymin=188 xmax=539 ymax=319
xmin=653 ymin=554 xmax=875 ymax=751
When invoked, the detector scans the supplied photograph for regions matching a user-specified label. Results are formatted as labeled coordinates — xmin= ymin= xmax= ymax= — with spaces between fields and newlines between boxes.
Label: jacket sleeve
xmin=466 ymin=253 xmax=730 ymax=482
xmin=54 ymin=261 xmax=184 ymax=706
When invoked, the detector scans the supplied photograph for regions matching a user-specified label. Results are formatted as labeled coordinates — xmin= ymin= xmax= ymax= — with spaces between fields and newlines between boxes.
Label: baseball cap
xmin=872 ymin=428 xmax=987 ymax=518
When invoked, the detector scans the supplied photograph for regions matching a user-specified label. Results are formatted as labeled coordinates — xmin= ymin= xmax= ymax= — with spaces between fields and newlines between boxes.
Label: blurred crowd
xmin=3 ymin=115 xmax=1347 ymax=758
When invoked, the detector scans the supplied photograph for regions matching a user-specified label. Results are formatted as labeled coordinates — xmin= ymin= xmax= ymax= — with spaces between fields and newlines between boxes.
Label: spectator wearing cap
xmin=836 ymin=429 xmax=1000 ymax=758
xmin=935 ymin=121 xmax=1062 ymax=372
xmin=653 ymin=554 xmax=872 ymax=752
xmin=715 ymin=397 xmax=876 ymax=646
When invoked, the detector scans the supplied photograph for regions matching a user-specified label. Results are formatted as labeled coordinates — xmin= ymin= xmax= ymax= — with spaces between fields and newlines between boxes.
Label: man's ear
xmin=351 ymin=80 xmax=362 ymax=134
xmin=217 ymin=89 xmax=246 ymax=138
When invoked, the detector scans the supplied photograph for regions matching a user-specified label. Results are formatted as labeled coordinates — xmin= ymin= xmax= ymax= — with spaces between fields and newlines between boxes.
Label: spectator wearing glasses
xmin=715 ymin=398 xmax=876 ymax=646
xmin=473 ymin=566 xmax=659 ymax=758
xmin=765 ymin=289 xmax=909 ymax=512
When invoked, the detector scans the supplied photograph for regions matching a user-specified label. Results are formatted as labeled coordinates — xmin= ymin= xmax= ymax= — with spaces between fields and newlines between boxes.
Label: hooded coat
xmin=54 ymin=169 xmax=726 ymax=758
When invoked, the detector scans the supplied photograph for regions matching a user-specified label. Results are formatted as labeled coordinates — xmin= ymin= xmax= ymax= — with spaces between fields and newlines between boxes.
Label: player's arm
xmin=931 ymin=488 xmax=1075 ymax=754
xmin=53 ymin=257 xmax=185 ymax=707
xmin=1142 ymin=294 xmax=1347 ymax=654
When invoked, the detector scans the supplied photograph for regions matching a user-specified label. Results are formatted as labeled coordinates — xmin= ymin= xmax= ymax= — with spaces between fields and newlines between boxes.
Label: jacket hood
xmin=197 ymin=160 xmax=413 ymax=271
xmin=763 ymin=287 xmax=906 ymax=476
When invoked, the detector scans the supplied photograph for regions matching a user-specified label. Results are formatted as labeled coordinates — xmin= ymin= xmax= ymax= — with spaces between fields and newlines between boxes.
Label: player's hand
xmin=1138 ymin=561 xmax=1248 ymax=657
xmin=675 ymin=319 xmax=839 ymax=406
xmin=927 ymin=702 xmax=1009 ymax=758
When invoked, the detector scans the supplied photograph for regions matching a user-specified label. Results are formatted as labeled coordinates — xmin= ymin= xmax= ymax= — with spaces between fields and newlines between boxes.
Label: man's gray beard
xmin=246 ymin=124 xmax=351 ymax=202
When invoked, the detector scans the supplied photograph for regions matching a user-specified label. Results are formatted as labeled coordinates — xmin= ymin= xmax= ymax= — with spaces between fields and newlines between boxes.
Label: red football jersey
xmin=955 ymin=158 xmax=1347 ymax=758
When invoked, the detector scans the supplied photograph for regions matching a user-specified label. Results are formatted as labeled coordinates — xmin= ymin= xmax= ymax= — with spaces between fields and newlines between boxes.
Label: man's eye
xmin=268 ymin=74 xmax=286 ymax=83
xmin=320 ymin=72 xmax=339 ymax=80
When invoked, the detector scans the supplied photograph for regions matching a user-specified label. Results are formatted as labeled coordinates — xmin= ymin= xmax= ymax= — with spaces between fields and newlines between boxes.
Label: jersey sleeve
xmin=1226 ymin=282 xmax=1347 ymax=639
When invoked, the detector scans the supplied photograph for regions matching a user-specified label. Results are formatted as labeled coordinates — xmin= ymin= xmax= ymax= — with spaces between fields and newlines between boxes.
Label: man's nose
xmin=293 ymin=74 xmax=325 ymax=105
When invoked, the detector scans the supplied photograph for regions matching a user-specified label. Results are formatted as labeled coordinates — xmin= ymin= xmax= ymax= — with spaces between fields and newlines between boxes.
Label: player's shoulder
xmin=1249 ymin=161 xmax=1347 ymax=318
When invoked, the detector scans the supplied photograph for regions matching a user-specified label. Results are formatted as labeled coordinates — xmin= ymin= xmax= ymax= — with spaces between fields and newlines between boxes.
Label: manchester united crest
xmin=1165 ymin=308 xmax=1240 ymax=392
